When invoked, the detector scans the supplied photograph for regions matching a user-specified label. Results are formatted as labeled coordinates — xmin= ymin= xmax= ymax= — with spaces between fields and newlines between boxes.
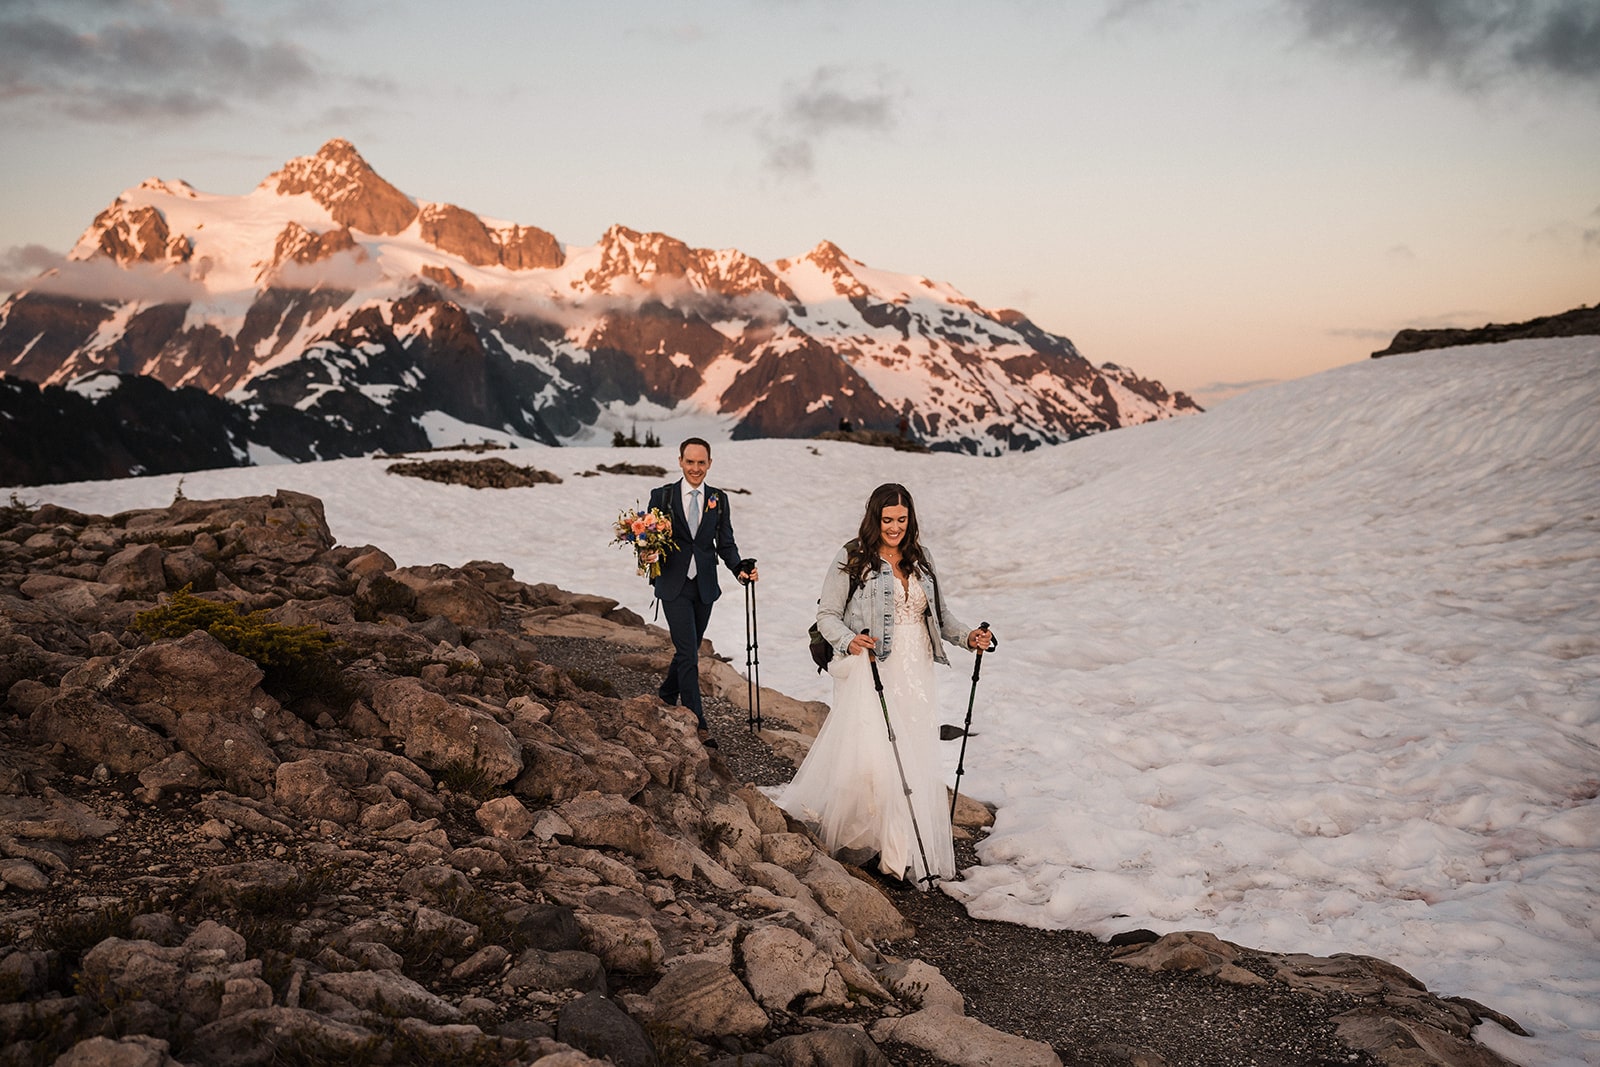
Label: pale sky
xmin=1 ymin=0 xmax=1596 ymax=404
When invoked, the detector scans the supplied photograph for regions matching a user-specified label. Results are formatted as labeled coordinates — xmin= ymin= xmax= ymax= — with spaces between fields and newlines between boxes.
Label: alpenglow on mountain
xmin=0 ymin=139 xmax=1198 ymax=481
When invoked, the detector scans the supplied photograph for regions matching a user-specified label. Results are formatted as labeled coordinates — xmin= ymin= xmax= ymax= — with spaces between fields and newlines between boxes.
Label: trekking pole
xmin=949 ymin=623 xmax=997 ymax=823
xmin=740 ymin=559 xmax=760 ymax=731
xmin=866 ymin=632 xmax=939 ymax=889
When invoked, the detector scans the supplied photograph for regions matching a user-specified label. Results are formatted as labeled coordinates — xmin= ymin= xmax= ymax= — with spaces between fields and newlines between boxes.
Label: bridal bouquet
xmin=611 ymin=505 xmax=677 ymax=581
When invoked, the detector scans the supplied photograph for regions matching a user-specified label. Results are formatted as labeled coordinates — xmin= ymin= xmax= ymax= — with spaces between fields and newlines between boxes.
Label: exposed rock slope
xmin=0 ymin=492 xmax=1519 ymax=1066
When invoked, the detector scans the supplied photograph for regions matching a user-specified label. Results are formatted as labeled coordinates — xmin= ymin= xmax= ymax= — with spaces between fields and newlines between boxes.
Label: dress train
xmin=775 ymin=581 xmax=955 ymax=885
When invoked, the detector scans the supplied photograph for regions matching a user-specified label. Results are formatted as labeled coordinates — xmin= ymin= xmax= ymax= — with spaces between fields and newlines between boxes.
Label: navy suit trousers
xmin=659 ymin=582 xmax=714 ymax=729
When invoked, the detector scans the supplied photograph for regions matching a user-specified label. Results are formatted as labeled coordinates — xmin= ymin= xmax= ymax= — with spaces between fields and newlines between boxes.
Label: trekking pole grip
xmin=975 ymin=621 xmax=997 ymax=653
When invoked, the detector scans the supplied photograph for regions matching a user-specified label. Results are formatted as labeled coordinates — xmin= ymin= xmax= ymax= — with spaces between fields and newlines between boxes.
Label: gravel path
xmin=530 ymin=633 xmax=1381 ymax=1067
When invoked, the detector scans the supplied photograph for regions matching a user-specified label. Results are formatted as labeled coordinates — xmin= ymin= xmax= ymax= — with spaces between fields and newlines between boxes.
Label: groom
xmin=648 ymin=438 xmax=757 ymax=748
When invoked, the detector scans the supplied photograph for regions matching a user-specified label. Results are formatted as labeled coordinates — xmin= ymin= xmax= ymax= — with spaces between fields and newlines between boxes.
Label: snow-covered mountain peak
xmin=69 ymin=194 xmax=193 ymax=267
xmin=3 ymin=139 xmax=1199 ymax=463
xmin=261 ymin=138 xmax=418 ymax=236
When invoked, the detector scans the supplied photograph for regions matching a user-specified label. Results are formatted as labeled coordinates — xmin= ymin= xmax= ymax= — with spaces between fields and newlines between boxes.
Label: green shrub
xmin=133 ymin=587 xmax=346 ymax=705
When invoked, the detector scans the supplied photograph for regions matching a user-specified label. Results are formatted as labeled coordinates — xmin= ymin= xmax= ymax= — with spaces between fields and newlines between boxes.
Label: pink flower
xmin=631 ymin=518 xmax=647 ymax=535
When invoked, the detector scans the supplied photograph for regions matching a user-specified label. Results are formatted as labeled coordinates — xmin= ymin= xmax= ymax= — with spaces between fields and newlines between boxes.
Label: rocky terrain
xmin=0 ymin=490 xmax=1524 ymax=1066
xmin=1372 ymin=302 xmax=1600 ymax=357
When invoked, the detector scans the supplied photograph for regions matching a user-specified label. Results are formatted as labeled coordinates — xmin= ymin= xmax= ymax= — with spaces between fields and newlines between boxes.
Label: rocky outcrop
xmin=1372 ymin=302 xmax=1600 ymax=357
xmin=494 ymin=223 xmax=565 ymax=272
xmin=0 ymin=491 xmax=1066 ymax=1067
xmin=263 ymin=138 xmax=419 ymax=236
xmin=385 ymin=457 xmax=564 ymax=489
xmin=0 ymin=491 xmax=1526 ymax=1066
xmin=77 ymin=200 xmax=192 ymax=265
xmin=1111 ymin=931 xmax=1525 ymax=1067
xmin=419 ymin=203 xmax=564 ymax=271
xmin=262 ymin=221 xmax=360 ymax=281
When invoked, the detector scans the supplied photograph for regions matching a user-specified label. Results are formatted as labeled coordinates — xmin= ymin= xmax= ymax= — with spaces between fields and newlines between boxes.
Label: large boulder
xmin=17 ymin=575 xmax=122 ymax=621
xmin=309 ymin=970 xmax=462 ymax=1024
xmin=555 ymin=792 xmax=654 ymax=858
xmin=869 ymin=1009 xmax=1062 ymax=1067
xmin=794 ymin=855 xmax=913 ymax=942
xmin=370 ymin=677 xmax=522 ymax=785
xmin=188 ymin=1006 xmax=377 ymax=1067
xmin=643 ymin=959 xmax=768 ymax=1039
xmin=741 ymin=925 xmax=837 ymax=1012
xmin=0 ymin=795 xmax=119 ymax=841
xmin=52 ymin=1035 xmax=185 ymax=1067
xmin=555 ymin=992 xmax=657 ymax=1067
xmin=765 ymin=1028 xmax=889 ymax=1067
xmin=108 ymin=630 xmax=265 ymax=718
xmin=273 ymin=760 xmax=359 ymax=824
xmin=504 ymin=948 xmax=608 ymax=996
xmin=30 ymin=687 xmax=173 ymax=773
xmin=99 ymin=543 xmax=167 ymax=598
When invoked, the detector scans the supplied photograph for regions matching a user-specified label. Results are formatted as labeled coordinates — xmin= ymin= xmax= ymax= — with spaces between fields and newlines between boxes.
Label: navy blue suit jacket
xmin=648 ymin=480 xmax=744 ymax=603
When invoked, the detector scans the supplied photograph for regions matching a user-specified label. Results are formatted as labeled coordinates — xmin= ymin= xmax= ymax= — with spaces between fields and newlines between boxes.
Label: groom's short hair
xmin=679 ymin=437 xmax=711 ymax=458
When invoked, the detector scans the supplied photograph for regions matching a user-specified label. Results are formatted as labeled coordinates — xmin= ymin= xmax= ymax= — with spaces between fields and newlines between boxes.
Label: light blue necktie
xmin=688 ymin=488 xmax=701 ymax=536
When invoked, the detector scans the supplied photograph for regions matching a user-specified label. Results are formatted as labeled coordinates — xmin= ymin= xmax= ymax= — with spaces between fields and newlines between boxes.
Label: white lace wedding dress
xmin=775 ymin=576 xmax=956 ymax=885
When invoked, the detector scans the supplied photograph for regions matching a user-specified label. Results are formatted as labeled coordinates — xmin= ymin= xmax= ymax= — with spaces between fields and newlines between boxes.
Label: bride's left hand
xmin=966 ymin=627 xmax=992 ymax=651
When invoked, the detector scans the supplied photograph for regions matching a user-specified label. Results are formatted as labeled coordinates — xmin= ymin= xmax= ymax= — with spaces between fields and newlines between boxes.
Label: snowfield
xmin=18 ymin=337 xmax=1598 ymax=1065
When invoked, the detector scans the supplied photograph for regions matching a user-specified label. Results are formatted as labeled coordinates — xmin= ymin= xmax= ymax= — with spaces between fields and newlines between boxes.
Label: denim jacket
xmin=814 ymin=544 xmax=971 ymax=666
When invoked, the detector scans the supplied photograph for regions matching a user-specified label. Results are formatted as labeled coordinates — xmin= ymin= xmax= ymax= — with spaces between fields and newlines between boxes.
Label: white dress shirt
xmin=679 ymin=479 xmax=705 ymax=578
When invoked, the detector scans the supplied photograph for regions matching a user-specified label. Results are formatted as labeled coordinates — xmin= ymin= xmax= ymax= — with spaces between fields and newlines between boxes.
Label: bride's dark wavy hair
xmin=843 ymin=482 xmax=927 ymax=584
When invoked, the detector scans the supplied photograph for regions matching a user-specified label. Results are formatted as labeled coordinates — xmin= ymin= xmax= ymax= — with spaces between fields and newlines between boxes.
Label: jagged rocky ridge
xmin=0 ymin=139 xmax=1198 ymax=485
xmin=1372 ymin=301 xmax=1600 ymax=357
xmin=0 ymin=492 xmax=1522 ymax=1066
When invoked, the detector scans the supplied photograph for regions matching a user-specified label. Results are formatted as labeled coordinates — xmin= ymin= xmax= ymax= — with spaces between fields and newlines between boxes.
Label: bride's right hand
xmin=847 ymin=633 xmax=876 ymax=656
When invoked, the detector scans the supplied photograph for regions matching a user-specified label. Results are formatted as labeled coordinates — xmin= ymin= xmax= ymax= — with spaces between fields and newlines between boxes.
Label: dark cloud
xmin=1286 ymin=0 xmax=1600 ymax=91
xmin=751 ymin=66 xmax=900 ymax=179
xmin=0 ymin=0 xmax=319 ymax=125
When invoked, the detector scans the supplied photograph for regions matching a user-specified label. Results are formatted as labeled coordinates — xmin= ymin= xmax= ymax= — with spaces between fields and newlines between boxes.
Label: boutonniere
xmin=706 ymin=495 xmax=718 ymax=511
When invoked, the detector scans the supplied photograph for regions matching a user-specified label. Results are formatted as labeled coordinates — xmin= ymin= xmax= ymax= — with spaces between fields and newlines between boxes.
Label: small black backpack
xmin=807 ymin=571 xmax=861 ymax=672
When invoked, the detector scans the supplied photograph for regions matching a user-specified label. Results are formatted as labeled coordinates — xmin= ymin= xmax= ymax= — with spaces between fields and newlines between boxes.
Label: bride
xmin=775 ymin=482 xmax=992 ymax=887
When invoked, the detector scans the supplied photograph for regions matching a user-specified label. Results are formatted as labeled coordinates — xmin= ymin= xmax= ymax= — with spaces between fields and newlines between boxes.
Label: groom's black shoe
xmin=658 ymin=688 xmax=678 ymax=706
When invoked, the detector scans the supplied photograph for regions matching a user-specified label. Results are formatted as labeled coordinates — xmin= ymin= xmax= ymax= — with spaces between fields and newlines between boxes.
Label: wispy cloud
xmin=1327 ymin=325 xmax=1402 ymax=342
xmin=1285 ymin=0 xmax=1600 ymax=93
xmin=741 ymin=65 xmax=902 ymax=180
xmin=7 ymin=255 xmax=206 ymax=305
xmin=0 ymin=243 xmax=67 ymax=296
xmin=0 ymin=0 xmax=319 ymax=125
xmin=1332 ymin=309 xmax=1493 ymax=345
xmin=1187 ymin=377 xmax=1283 ymax=405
